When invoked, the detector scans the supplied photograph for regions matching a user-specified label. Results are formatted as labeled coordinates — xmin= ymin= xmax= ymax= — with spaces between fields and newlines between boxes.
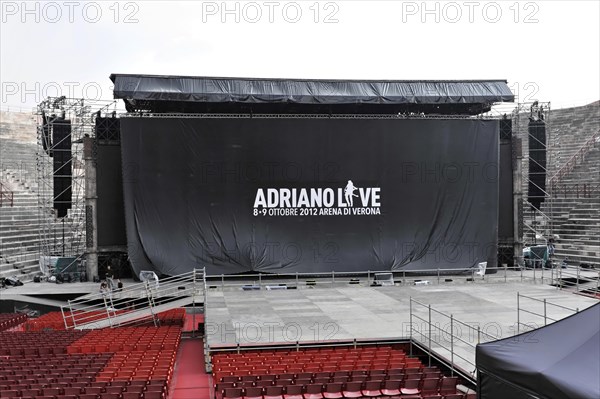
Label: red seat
xmin=380 ymin=380 xmax=401 ymax=396
xmin=440 ymin=377 xmax=459 ymax=394
xmin=400 ymin=379 xmax=420 ymax=395
xmin=322 ymin=383 xmax=343 ymax=399
xmin=341 ymin=381 xmax=362 ymax=398
xmin=264 ymin=386 xmax=284 ymax=399
xmin=421 ymin=378 xmax=441 ymax=395
xmin=224 ymin=388 xmax=244 ymax=399
xmin=361 ymin=380 xmax=382 ymax=397
xmin=244 ymin=387 xmax=264 ymax=399
xmin=303 ymin=384 xmax=324 ymax=399
xmin=284 ymin=385 xmax=304 ymax=399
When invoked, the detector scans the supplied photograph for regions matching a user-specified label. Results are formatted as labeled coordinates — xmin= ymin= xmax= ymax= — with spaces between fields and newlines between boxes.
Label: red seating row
xmin=0 ymin=313 xmax=27 ymax=331
xmin=217 ymin=378 xmax=468 ymax=399
xmin=68 ymin=326 xmax=181 ymax=354
xmin=24 ymin=309 xmax=186 ymax=331
xmin=0 ymin=330 xmax=89 ymax=355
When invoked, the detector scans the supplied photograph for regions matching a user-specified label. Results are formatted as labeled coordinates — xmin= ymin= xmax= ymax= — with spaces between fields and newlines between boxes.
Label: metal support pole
xmin=192 ymin=268 xmax=196 ymax=338
xmin=504 ymin=264 xmax=507 ymax=283
xmin=517 ymin=292 xmax=520 ymax=334
xmin=409 ymin=298 xmax=413 ymax=357
xmin=477 ymin=326 xmax=481 ymax=345
xmin=332 ymin=270 xmax=335 ymax=285
xmin=450 ymin=314 xmax=454 ymax=377
xmin=543 ymin=299 xmax=547 ymax=326
xmin=367 ymin=270 xmax=371 ymax=285
xmin=437 ymin=269 xmax=440 ymax=284
xmin=428 ymin=304 xmax=432 ymax=367
xmin=103 ymin=295 xmax=113 ymax=328
xmin=61 ymin=306 xmax=69 ymax=330
xmin=577 ymin=266 xmax=580 ymax=291
xmin=221 ymin=274 xmax=224 ymax=290
xmin=296 ymin=272 xmax=299 ymax=287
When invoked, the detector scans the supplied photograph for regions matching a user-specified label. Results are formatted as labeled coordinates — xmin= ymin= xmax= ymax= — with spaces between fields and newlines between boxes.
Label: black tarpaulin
xmin=476 ymin=303 xmax=600 ymax=399
xmin=120 ymin=117 xmax=499 ymax=277
xmin=110 ymin=74 xmax=514 ymax=114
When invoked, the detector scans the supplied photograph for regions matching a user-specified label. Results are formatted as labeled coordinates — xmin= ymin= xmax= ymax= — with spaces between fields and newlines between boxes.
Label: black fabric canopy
xmin=476 ymin=303 xmax=600 ymax=399
xmin=110 ymin=74 xmax=514 ymax=115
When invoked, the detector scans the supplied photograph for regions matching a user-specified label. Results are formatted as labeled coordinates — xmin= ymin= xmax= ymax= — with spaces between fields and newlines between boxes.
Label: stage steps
xmin=63 ymin=269 xmax=206 ymax=330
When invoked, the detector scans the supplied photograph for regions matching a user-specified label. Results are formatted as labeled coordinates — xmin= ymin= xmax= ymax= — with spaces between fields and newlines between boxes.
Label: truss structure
xmin=35 ymin=97 xmax=118 ymax=275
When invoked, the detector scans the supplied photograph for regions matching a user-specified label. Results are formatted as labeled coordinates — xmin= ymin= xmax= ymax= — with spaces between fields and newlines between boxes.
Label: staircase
xmin=62 ymin=269 xmax=206 ymax=330
xmin=519 ymin=102 xmax=600 ymax=268
xmin=1 ymin=110 xmax=85 ymax=281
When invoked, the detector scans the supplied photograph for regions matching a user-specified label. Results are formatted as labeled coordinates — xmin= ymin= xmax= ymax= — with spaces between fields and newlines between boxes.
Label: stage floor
xmin=204 ymin=279 xmax=598 ymax=373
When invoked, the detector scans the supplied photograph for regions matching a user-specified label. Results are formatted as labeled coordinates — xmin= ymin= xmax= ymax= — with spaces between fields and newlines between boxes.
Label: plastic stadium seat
xmin=400 ymin=379 xmax=420 ymax=395
xmin=439 ymin=377 xmax=459 ymax=394
xmin=341 ymin=381 xmax=362 ymax=398
xmin=244 ymin=386 xmax=264 ymax=399
xmin=421 ymin=378 xmax=441 ymax=395
xmin=264 ymin=386 xmax=285 ymax=399
xmin=224 ymin=388 xmax=244 ymax=399
xmin=361 ymin=380 xmax=382 ymax=397
xmin=303 ymin=384 xmax=324 ymax=399
xmin=380 ymin=380 xmax=401 ymax=396
xmin=322 ymin=383 xmax=344 ymax=399
xmin=284 ymin=385 xmax=304 ymax=399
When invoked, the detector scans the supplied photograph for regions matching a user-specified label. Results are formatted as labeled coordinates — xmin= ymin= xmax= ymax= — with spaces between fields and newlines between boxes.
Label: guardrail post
xmin=450 ymin=314 xmax=454 ymax=377
xmin=296 ymin=272 xmax=299 ymax=287
xmin=409 ymin=298 xmax=413 ymax=357
xmin=403 ymin=270 xmax=406 ymax=285
xmin=221 ymin=274 xmax=224 ymax=290
xmin=576 ymin=267 xmax=580 ymax=291
xmin=259 ymin=273 xmax=262 ymax=288
xmin=296 ymin=341 xmax=300 ymax=352
xmin=477 ymin=326 xmax=481 ymax=345
xmin=437 ymin=268 xmax=440 ymax=284
xmin=543 ymin=299 xmax=547 ymax=326
xmin=541 ymin=264 xmax=544 ymax=283
xmin=533 ymin=264 xmax=536 ymax=283
xmin=517 ymin=292 xmax=520 ymax=334
xmin=192 ymin=268 xmax=196 ymax=338
xmin=428 ymin=304 xmax=432 ymax=367
xmin=61 ymin=306 xmax=68 ymax=330
xmin=353 ymin=338 xmax=357 ymax=349
xmin=520 ymin=266 xmax=523 ymax=282
xmin=504 ymin=264 xmax=507 ymax=283
xmin=332 ymin=271 xmax=335 ymax=285
xmin=367 ymin=270 xmax=371 ymax=285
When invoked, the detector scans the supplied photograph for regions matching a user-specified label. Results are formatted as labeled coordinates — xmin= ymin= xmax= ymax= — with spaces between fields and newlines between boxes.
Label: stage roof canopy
xmin=110 ymin=74 xmax=514 ymax=115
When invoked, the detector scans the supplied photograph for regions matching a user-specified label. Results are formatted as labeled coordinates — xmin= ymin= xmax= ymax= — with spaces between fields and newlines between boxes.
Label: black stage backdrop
xmin=120 ymin=117 xmax=499 ymax=276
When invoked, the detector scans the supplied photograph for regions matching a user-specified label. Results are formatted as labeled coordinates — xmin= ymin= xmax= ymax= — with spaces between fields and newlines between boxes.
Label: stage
xmin=204 ymin=277 xmax=598 ymax=374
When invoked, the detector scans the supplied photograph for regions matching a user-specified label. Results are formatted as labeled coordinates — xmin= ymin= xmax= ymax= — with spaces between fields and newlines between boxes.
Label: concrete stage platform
xmin=204 ymin=278 xmax=598 ymax=373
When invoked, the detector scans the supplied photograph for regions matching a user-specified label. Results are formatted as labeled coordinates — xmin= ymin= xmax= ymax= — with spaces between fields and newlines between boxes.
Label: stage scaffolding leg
xmin=84 ymin=136 xmax=98 ymax=281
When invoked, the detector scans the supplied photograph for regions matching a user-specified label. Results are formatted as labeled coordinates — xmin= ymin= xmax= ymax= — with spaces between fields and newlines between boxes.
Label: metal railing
xmin=516 ymin=292 xmax=582 ymax=334
xmin=551 ymin=182 xmax=600 ymax=199
xmin=204 ymin=264 xmax=568 ymax=290
xmin=409 ymin=298 xmax=499 ymax=381
xmin=61 ymin=268 xmax=205 ymax=330
xmin=556 ymin=265 xmax=600 ymax=296
xmin=549 ymin=131 xmax=600 ymax=188
xmin=0 ymin=182 xmax=14 ymax=207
